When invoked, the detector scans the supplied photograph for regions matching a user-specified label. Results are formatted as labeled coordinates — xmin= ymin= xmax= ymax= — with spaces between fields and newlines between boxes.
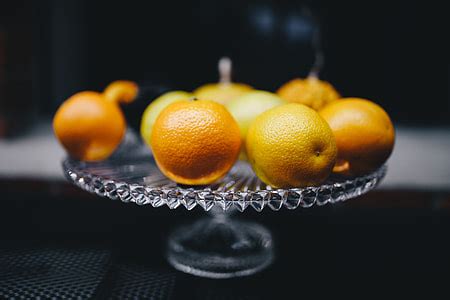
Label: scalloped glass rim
xmin=63 ymin=158 xmax=386 ymax=212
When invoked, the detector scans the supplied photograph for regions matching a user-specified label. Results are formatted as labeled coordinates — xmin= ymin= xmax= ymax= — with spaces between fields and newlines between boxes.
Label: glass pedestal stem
xmin=166 ymin=208 xmax=274 ymax=279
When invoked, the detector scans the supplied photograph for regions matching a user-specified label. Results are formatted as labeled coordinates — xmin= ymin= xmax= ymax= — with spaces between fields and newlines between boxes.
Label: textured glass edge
xmin=63 ymin=160 xmax=387 ymax=212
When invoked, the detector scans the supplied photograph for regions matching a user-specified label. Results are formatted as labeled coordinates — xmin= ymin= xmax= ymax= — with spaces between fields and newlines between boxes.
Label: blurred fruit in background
xmin=193 ymin=57 xmax=252 ymax=105
xmin=53 ymin=80 xmax=136 ymax=161
xmin=277 ymin=25 xmax=340 ymax=112
xmin=319 ymin=98 xmax=395 ymax=176
xmin=140 ymin=90 xmax=192 ymax=147
xmin=151 ymin=99 xmax=241 ymax=185
xmin=103 ymin=80 xmax=139 ymax=104
xmin=246 ymin=103 xmax=337 ymax=188
xmin=277 ymin=76 xmax=340 ymax=111
xmin=225 ymin=90 xmax=285 ymax=159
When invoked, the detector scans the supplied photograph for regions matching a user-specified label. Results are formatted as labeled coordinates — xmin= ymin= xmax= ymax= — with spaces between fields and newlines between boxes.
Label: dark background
xmin=30 ymin=0 xmax=449 ymax=127
xmin=1 ymin=0 xmax=450 ymax=298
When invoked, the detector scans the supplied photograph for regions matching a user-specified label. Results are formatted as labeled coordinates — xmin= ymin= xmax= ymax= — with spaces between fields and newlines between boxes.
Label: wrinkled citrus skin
xmin=193 ymin=83 xmax=252 ymax=105
xmin=246 ymin=103 xmax=337 ymax=188
xmin=277 ymin=77 xmax=340 ymax=110
xmin=151 ymin=100 xmax=241 ymax=185
xmin=53 ymin=91 xmax=126 ymax=161
xmin=103 ymin=80 xmax=138 ymax=104
xmin=140 ymin=91 xmax=193 ymax=147
xmin=319 ymin=98 xmax=395 ymax=176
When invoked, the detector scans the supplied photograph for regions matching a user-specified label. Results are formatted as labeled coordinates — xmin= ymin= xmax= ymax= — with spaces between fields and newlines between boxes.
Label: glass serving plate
xmin=62 ymin=131 xmax=386 ymax=279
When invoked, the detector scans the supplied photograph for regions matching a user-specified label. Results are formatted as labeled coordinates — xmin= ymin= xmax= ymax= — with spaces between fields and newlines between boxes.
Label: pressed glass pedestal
xmin=62 ymin=135 xmax=386 ymax=279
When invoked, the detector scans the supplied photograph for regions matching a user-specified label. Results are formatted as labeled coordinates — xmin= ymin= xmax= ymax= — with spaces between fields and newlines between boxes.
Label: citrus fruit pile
xmin=54 ymin=58 xmax=394 ymax=189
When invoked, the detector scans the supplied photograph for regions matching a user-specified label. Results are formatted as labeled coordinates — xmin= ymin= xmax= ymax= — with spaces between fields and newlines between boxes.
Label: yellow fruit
xmin=193 ymin=57 xmax=252 ymax=105
xmin=140 ymin=91 xmax=193 ymax=146
xmin=194 ymin=83 xmax=252 ymax=105
xmin=225 ymin=90 xmax=285 ymax=160
xmin=246 ymin=103 xmax=337 ymax=188
xmin=226 ymin=90 xmax=286 ymax=140
xmin=151 ymin=99 xmax=241 ymax=185
xmin=319 ymin=98 xmax=395 ymax=176
xmin=277 ymin=77 xmax=340 ymax=110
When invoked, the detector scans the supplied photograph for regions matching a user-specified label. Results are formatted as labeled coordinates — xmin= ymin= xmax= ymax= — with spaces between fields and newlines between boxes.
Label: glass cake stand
xmin=62 ymin=132 xmax=386 ymax=279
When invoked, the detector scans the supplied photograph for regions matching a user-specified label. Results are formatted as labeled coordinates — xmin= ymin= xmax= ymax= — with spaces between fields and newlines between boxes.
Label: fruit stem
xmin=218 ymin=57 xmax=232 ymax=84
xmin=308 ymin=51 xmax=323 ymax=79
xmin=307 ymin=8 xmax=323 ymax=79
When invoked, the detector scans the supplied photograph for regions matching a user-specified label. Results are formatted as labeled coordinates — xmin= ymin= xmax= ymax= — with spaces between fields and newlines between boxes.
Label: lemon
xmin=246 ymin=103 xmax=337 ymax=188
xmin=140 ymin=91 xmax=192 ymax=147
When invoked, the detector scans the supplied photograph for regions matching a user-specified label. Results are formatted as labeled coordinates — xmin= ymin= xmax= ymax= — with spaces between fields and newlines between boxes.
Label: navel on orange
xmin=319 ymin=98 xmax=395 ymax=176
xmin=151 ymin=99 xmax=241 ymax=185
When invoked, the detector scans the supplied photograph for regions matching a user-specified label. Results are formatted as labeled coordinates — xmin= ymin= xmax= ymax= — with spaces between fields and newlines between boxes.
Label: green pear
xmin=226 ymin=90 xmax=286 ymax=140
xmin=225 ymin=90 xmax=285 ymax=159
xmin=140 ymin=91 xmax=192 ymax=147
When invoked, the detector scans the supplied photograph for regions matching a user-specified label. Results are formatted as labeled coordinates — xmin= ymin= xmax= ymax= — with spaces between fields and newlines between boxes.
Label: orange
xmin=53 ymin=80 xmax=137 ymax=161
xmin=246 ymin=103 xmax=337 ymax=188
xmin=319 ymin=98 xmax=395 ymax=176
xmin=277 ymin=76 xmax=340 ymax=110
xmin=151 ymin=99 xmax=241 ymax=185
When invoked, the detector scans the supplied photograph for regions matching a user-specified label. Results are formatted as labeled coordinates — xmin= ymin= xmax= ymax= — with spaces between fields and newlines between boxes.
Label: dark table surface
xmin=1 ymin=179 xmax=450 ymax=299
